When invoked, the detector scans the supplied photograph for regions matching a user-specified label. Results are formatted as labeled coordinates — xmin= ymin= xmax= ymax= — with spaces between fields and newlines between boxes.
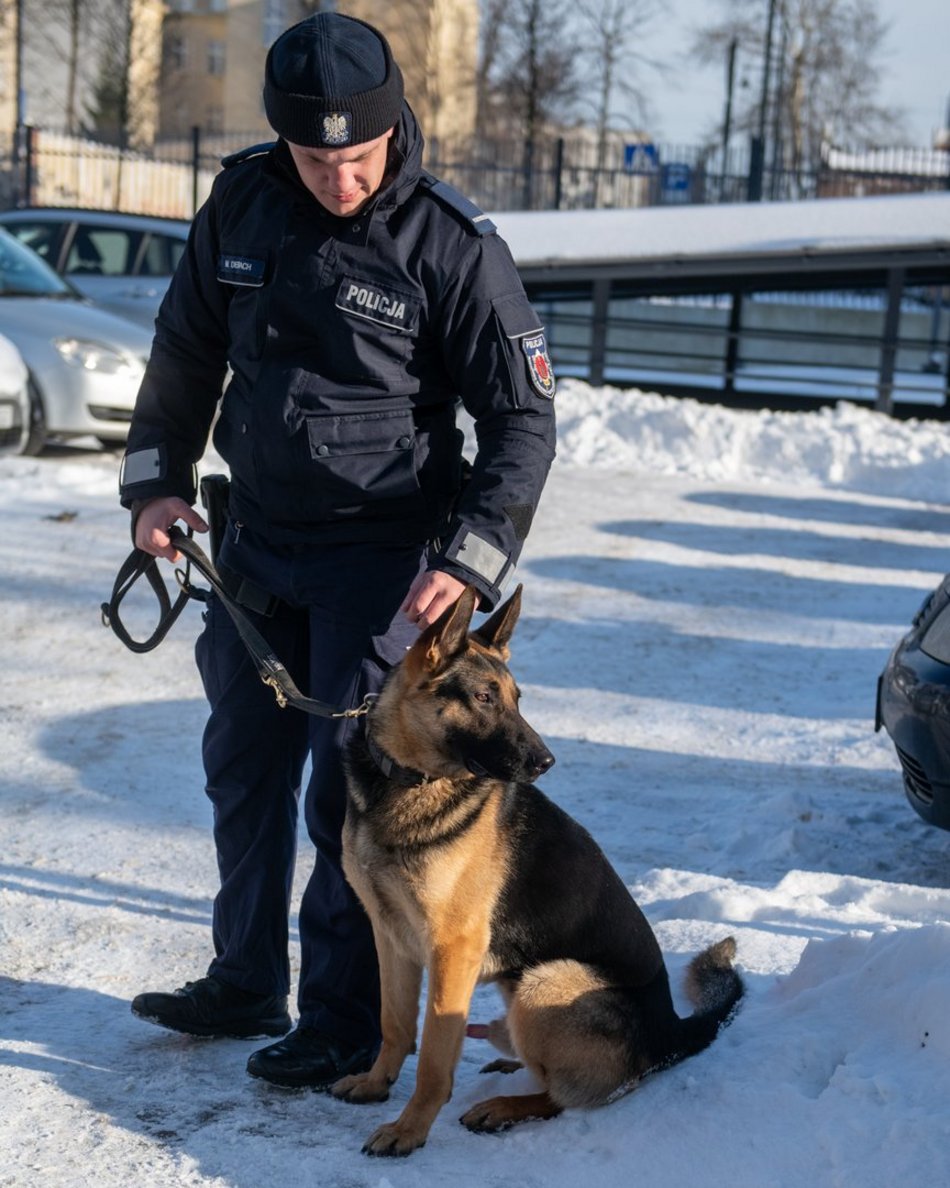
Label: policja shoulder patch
xmin=521 ymin=333 xmax=556 ymax=398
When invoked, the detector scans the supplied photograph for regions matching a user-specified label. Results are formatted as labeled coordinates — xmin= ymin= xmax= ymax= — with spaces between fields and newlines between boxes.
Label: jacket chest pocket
xmin=305 ymin=407 xmax=422 ymax=510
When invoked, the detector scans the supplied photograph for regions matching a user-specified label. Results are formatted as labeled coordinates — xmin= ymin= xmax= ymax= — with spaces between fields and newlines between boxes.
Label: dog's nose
xmin=530 ymin=750 xmax=555 ymax=779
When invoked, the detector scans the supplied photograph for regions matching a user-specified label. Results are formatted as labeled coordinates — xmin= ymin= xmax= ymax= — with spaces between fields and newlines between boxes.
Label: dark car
xmin=877 ymin=577 xmax=950 ymax=831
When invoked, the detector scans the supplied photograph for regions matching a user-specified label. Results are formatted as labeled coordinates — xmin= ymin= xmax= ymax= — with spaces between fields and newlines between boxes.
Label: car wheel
xmin=18 ymin=375 xmax=48 ymax=456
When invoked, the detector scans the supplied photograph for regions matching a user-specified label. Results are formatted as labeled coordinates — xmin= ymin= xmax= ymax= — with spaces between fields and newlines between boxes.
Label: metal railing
xmin=524 ymin=278 xmax=950 ymax=417
xmin=2 ymin=125 xmax=948 ymax=217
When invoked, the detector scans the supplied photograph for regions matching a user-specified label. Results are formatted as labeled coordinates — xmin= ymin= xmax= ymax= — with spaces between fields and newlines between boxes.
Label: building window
xmin=208 ymin=0 xmax=227 ymax=10
xmin=167 ymin=35 xmax=187 ymax=71
xmin=262 ymin=0 xmax=286 ymax=47
xmin=205 ymin=106 xmax=224 ymax=134
xmin=207 ymin=39 xmax=225 ymax=75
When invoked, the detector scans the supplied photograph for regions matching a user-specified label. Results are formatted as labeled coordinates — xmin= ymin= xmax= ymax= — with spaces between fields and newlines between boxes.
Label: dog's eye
xmin=474 ymin=691 xmax=492 ymax=704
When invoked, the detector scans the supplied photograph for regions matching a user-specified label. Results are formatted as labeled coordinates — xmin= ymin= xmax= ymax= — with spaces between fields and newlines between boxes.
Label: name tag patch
xmin=336 ymin=278 xmax=419 ymax=333
xmin=217 ymin=254 xmax=266 ymax=286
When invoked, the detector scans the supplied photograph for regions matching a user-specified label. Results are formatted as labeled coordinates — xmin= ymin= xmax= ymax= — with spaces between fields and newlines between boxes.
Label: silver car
xmin=0 ymin=208 xmax=189 ymax=329
xmin=0 ymin=331 xmax=30 ymax=454
xmin=0 ymin=228 xmax=154 ymax=454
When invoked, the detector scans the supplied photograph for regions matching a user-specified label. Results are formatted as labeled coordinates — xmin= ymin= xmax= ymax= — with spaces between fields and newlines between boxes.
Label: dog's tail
xmin=668 ymin=936 xmax=743 ymax=1063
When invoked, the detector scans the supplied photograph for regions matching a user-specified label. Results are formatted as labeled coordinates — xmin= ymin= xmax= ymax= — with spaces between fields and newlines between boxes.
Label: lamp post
xmin=938 ymin=92 xmax=950 ymax=157
xmin=14 ymin=0 xmax=24 ymax=126
xmin=945 ymin=93 xmax=950 ymax=191
xmin=720 ymin=38 xmax=738 ymax=200
xmin=747 ymin=0 xmax=778 ymax=201
xmin=11 ymin=0 xmax=26 ymax=206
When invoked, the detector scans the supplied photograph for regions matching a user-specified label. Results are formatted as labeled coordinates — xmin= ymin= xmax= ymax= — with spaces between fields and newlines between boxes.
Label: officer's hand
xmin=134 ymin=496 xmax=209 ymax=562
xmin=402 ymin=569 xmax=467 ymax=628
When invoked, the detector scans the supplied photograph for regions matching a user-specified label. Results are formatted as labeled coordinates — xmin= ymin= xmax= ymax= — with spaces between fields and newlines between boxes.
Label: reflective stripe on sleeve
xmin=119 ymin=448 xmax=163 ymax=487
xmin=447 ymin=530 xmax=509 ymax=586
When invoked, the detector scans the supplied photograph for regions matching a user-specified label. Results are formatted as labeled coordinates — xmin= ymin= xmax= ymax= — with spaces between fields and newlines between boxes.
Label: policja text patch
xmin=335 ymin=277 xmax=420 ymax=333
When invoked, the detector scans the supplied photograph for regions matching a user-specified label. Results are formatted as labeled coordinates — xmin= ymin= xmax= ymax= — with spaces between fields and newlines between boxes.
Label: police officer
xmin=122 ymin=11 xmax=555 ymax=1089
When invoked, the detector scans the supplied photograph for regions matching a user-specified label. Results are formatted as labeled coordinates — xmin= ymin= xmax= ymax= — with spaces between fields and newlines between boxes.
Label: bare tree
xmin=81 ymin=0 xmax=134 ymax=144
xmin=479 ymin=0 xmax=580 ymax=141
xmin=575 ymin=0 xmax=660 ymax=169
xmin=690 ymin=0 xmax=904 ymax=183
xmin=64 ymin=0 xmax=82 ymax=131
xmin=20 ymin=0 xmax=126 ymax=133
xmin=476 ymin=0 xmax=508 ymax=131
xmin=780 ymin=0 xmax=902 ymax=165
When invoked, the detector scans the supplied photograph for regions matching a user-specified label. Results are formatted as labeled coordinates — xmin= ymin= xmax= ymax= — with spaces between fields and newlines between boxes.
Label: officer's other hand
xmin=135 ymin=496 xmax=209 ymax=562
xmin=402 ymin=569 xmax=466 ymax=629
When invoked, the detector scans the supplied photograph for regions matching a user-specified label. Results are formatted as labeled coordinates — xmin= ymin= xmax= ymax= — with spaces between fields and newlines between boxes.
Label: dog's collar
xmin=365 ymin=729 xmax=430 ymax=787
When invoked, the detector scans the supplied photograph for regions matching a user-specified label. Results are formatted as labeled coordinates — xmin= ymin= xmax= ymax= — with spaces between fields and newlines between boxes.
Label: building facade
xmin=159 ymin=0 xmax=229 ymax=139
xmin=157 ymin=0 xmax=477 ymax=145
xmin=0 ymin=0 xmax=17 ymax=140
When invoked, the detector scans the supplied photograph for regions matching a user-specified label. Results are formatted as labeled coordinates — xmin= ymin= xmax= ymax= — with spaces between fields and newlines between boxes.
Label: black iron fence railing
xmin=2 ymin=125 xmax=948 ymax=218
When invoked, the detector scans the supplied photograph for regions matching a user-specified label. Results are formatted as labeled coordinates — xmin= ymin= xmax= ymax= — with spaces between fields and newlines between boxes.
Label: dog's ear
xmin=471 ymin=584 xmax=522 ymax=660
xmin=410 ymin=585 xmax=479 ymax=676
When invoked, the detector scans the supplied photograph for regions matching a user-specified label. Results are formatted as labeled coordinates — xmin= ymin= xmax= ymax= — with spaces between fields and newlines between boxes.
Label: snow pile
xmin=2 ymin=380 xmax=950 ymax=1186
xmin=554 ymin=378 xmax=950 ymax=499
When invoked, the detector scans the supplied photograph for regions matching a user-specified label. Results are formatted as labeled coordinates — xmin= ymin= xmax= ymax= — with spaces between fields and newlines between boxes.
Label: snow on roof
xmin=493 ymin=192 xmax=950 ymax=269
xmin=824 ymin=145 xmax=950 ymax=177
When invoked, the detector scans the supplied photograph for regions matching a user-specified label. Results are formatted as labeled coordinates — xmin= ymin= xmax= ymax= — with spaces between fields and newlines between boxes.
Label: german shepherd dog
xmin=332 ymin=586 xmax=742 ymax=1156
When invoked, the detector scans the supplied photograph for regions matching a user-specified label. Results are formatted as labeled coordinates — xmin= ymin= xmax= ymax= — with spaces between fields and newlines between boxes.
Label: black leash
xmin=101 ymin=526 xmax=374 ymax=720
xmin=99 ymin=536 xmax=196 ymax=655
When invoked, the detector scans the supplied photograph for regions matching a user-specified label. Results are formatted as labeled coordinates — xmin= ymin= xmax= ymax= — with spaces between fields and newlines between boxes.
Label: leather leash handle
xmin=103 ymin=526 xmax=372 ymax=720
xmin=100 ymin=543 xmax=194 ymax=654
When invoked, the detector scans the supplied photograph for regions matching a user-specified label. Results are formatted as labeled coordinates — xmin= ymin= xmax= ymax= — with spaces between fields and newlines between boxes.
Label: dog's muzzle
xmin=465 ymin=746 xmax=555 ymax=783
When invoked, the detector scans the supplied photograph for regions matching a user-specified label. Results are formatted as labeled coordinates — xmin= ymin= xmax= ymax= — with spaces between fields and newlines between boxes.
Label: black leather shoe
xmin=246 ymin=1026 xmax=376 ymax=1088
xmin=131 ymin=975 xmax=292 ymax=1039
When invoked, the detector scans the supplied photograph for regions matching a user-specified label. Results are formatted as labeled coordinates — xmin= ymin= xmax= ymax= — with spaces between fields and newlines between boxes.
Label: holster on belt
xmin=199 ymin=473 xmax=280 ymax=617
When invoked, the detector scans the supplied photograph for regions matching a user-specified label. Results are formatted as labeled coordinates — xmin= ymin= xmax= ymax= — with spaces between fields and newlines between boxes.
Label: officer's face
xmin=287 ymin=128 xmax=395 ymax=217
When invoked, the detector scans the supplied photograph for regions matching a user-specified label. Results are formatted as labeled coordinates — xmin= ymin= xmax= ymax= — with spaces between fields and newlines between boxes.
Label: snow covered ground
xmin=2 ymin=379 xmax=950 ymax=1187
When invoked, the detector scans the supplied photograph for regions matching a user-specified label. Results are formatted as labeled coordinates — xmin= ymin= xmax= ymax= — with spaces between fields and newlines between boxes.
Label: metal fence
xmin=2 ymin=124 xmax=949 ymax=218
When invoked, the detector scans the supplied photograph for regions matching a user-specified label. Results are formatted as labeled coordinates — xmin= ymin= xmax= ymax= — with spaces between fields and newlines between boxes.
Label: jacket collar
xmin=266 ymin=102 xmax=424 ymax=240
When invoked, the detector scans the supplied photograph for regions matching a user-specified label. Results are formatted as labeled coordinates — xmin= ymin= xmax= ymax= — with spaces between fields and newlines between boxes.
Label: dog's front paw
xmin=331 ymin=1071 xmax=390 ymax=1104
xmin=362 ymin=1120 xmax=427 ymax=1157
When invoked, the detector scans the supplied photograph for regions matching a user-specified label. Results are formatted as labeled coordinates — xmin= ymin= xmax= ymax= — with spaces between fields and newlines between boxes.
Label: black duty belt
xmin=101 ymin=526 xmax=374 ymax=720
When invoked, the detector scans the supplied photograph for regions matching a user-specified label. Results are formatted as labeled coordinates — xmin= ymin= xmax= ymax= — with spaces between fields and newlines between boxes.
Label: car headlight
xmin=53 ymin=337 xmax=139 ymax=375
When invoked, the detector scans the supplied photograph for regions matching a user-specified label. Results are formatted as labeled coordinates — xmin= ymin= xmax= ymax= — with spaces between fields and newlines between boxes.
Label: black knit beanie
xmin=263 ymin=13 xmax=404 ymax=148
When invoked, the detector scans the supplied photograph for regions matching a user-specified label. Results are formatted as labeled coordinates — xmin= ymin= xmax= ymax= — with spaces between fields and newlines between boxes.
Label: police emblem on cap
xmin=521 ymin=333 xmax=556 ymax=398
xmin=321 ymin=112 xmax=352 ymax=146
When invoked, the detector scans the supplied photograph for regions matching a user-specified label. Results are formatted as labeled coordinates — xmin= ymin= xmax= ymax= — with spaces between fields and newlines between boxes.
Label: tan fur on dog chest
xmin=343 ymin=785 xmax=509 ymax=971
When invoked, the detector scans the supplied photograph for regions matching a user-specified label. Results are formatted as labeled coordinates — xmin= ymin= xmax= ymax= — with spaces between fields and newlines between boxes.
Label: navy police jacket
xmin=119 ymin=105 xmax=556 ymax=609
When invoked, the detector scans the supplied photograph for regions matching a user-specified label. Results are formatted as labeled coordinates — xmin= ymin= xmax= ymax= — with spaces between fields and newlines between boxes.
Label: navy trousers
xmin=194 ymin=522 xmax=423 ymax=1050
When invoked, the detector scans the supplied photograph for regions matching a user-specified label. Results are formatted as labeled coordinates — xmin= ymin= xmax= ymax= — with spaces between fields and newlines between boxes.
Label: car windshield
xmin=0 ymin=229 xmax=73 ymax=297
